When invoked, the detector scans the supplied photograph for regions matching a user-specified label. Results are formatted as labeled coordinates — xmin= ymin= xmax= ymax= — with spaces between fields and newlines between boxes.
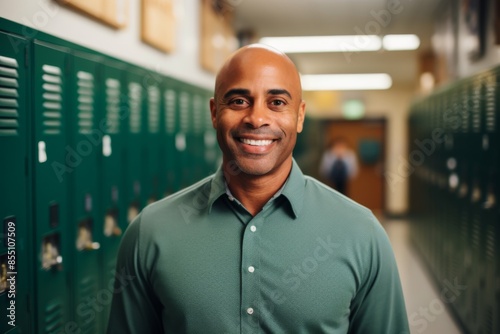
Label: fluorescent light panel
xmin=301 ymin=73 xmax=392 ymax=91
xmin=383 ymin=34 xmax=420 ymax=50
xmin=259 ymin=35 xmax=381 ymax=53
xmin=259 ymin=34 xmax=420 ymax=53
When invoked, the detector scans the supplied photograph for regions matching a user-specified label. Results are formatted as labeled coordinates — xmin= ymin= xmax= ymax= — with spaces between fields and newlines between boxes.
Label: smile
xmin=239 ymin=138 xmax=274 ymax=146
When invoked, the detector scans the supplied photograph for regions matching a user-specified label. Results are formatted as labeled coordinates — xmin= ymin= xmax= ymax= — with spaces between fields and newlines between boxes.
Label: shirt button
xmin=247 ymin=307 xmax=254 ymax=315
xmin=248 ymin=266 xmax=255 ymax=273
xmin=250 ymin=225 xmax=256 ymax=232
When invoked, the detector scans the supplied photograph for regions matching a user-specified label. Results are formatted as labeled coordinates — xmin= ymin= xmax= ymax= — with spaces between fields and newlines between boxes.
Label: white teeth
xmin=240 ymin=138 xmax=273 ymax=146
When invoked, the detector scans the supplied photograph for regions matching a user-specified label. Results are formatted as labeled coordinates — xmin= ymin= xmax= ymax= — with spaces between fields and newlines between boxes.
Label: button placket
xmin=241 ymin=216 xmax=262 ymax=332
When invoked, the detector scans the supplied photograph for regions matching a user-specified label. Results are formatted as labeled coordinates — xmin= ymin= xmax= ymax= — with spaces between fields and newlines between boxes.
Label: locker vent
xmin=128 ymin=82 xmax=142 ymax=134
xmin=483 ymin=306 xmax=493 ymax=334
xmin=44 ymin=301 xmax=63 ymax=332
xmin=105 ymin=78 xmax=120 ymax=134
xmin=77 ymin=71 xmax=94 ymax=134
xmin=179 ymin=92 xmax=189 ymax=132
xmin=79 ymin=277 xmax=98 ymax=334
xmin=204 ymin=95 xmax=212 ymax=130
xmin=0 ymin=55 xmax=19 ymax=136
xmin=147 ymin=86 xmax=160 ymax=134
xmin=164 ymin=89 xmax=176 ymax=134
xmin=471 ymin=213 xmax=480 ymax=249
xmin=486 ymin=224 xmax=495 ymax=259
xmin=471 ymin=81 xmax=481 ymax=133
xmin=193 ymin=95 xmax=203 ymax=134
xmin=42 ymin=64 xmax=63 ymax=135
xmin=485 ymin=74 xmax=496 ymax=133
xmin=460 ymin=86 xmax=470 ymax=133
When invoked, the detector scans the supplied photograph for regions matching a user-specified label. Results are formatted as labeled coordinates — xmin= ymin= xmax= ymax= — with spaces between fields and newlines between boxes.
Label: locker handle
xmin=83 ymin=242 xmax=101 ymax=251
xmin=112 ymin=226 xmax=122 ymax=237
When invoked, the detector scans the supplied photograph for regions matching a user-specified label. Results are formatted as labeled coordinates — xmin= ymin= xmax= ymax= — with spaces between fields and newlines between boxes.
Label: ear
xmin=296 ymin=100 xmax=306 ymax=133
xmin=210 ymin=97 xmax=217 ymax=129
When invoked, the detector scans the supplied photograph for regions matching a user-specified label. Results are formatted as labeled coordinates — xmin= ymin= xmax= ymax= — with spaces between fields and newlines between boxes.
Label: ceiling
xmin=231 ymin=0 xmax=446 ymax=89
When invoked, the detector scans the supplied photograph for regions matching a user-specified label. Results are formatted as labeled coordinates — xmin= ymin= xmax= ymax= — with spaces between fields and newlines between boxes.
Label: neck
xmin=223 ymin=158 xmax=292 ymax=216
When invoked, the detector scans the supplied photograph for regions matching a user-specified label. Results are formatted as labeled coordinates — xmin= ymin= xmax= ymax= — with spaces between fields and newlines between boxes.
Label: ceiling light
xmin=259 ymin=35 xmax=382 ymax=53
xmin=301 ymin=73 xmax=392 ymax=91
xmin=383 ymin=34 xmax=420 ymax=51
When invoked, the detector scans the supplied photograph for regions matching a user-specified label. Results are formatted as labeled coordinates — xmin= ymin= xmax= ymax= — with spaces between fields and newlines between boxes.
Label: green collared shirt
xmin=107 ymin=160 xmax=409 ymax=334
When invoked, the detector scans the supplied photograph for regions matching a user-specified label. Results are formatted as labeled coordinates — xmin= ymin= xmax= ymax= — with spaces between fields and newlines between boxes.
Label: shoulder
xmin=301 ymin=175 xmax=383 ymax=239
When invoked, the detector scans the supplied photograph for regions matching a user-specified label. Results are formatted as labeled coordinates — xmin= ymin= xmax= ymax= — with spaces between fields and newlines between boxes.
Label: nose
xmin=243 ymin=102 xmax=270 ymax=129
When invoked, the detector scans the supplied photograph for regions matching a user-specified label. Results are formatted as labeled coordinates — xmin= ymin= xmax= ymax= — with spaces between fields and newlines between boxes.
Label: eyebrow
xmin=222 ymin=88 xmax=292 ymax=100
xmin=268 ymin=89 xmax=292 ymax=99
xmin=223 ymin=88 xmax=250 ymax=100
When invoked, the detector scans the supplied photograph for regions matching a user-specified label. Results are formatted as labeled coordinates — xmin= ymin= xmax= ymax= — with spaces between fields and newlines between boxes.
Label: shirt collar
xmin=207 ymin=159 xmax=305 ymax=219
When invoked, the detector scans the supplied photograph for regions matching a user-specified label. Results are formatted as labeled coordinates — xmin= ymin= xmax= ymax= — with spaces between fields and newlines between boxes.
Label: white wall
xmin=0 ymin=0 xmax=215 ymax=90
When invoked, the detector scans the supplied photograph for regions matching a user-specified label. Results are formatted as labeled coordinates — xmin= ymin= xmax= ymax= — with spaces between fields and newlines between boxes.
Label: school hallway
xmin=384 ymin=219 xmax=463 ymax=334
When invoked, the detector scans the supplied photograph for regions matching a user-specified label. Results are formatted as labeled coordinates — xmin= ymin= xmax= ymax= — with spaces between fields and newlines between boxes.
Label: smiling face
xmin=210 ymin=45 xmax=306 ymax=177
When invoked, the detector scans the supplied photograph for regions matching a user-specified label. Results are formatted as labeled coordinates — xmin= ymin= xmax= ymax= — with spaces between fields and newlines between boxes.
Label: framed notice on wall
xmin=57 ymin=0 xmax=128 ymax=29
xmin=141 ymin=0 xmax=176 ymax=53
xmin=200 ymin=0 xmax=237 ymax=73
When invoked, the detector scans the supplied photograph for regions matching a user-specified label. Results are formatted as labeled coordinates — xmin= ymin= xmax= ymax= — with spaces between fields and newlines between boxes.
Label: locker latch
xmin=41 ymin=234 xmax=63 ymax=270
xmin=104 ymin=210 xmax=122 ymax=237
xmin=0 ymin=260 xmax=7 ymax=293
xmin=76 ymin=219 xmax=100 ymax=251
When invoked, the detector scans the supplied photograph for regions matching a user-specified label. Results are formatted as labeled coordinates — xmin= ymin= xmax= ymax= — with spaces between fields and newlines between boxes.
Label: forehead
xmin=216 ymin=50 xmax=301 ymax=96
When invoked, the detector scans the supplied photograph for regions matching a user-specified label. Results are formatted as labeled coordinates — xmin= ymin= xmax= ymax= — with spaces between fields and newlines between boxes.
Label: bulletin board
xmin=141 ymin=0 xmax=176 ymax=53
xmin=200 ymin=0 xmax=237 ymax=73
xmin=57 ymin=0 xmax=128 ymax=29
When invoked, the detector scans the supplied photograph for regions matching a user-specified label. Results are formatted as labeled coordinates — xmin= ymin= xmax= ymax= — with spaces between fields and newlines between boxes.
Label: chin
xmin=234 ymin=158 xmax=276 ymax=176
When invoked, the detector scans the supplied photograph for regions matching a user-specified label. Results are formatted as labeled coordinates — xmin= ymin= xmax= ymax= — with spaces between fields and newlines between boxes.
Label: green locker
xmin=163 ymin=78 xmax=179 ymax=194
xmin=99 ymin=60 xmax=127 ymax=330
xmin=124 ymin=67 xmax=146 ymax=223
xmin=203 ymin=89 xmax=218 ymax=175
xmin=177 ymin=84 xmax=192 ymax=188
xmin=68 ymin=51 xmax=103 ymax=333
xmin=33 ymin=40 xmax=71 ymax=334
xmin=191 ymin=88 xmax=206 ymax=181
xmin=144 ymin=73 xmax=162 ymax=205
xmin=0 ymin=30 xmax=32 ymax=333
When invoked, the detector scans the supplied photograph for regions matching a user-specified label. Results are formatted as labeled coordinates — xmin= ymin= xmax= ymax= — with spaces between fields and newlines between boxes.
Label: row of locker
xmin=0 ymin=18 xmax=220 ymax=333
xmin=408 ymin=67 xmax=499 ymax=334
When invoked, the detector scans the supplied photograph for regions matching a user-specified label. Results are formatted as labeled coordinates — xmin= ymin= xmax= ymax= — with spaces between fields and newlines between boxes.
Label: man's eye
xmin=271 ymin=100 xmax=285 ymax=106
xmin=230 ymin=99 xmax=247 ymax=105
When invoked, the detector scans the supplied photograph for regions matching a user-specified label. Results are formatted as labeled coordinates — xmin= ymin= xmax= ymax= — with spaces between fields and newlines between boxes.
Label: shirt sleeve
xmin=348 ymin=215 xmax=410 ymax=334
xmin=106 ymin=213 xmax=163 ymax=334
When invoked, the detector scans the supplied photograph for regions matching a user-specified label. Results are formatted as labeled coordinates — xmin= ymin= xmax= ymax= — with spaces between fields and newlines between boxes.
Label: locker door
xmin=33 ymin=40 xmax=71 ymax=334
xmin=100 ymin=61 xmax=126 ymax=328
xmin=178 ymin=85 xmax=192 ymax=188
xmin=124 ymin=68 xmax=145 ymax=223
xmin=203 ymin=89 xmax=218 ymax=175
xmin=69 ymin=51 xmax=103 ymax=333
xmin=0 ymin=31 xmax=31 ymax=334
xmin=163 ymin=79 xmax=179 ymax=194
xmin=479 ymin=69 xmax=500 ymax=334
xmin=192 ymin=89 xmax=205 ymax=180
xmin=144 ymin=75 xmax=162 ymax=204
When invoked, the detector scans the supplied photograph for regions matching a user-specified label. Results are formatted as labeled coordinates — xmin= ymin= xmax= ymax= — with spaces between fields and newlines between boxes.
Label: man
xmin=107 ymin=44 xmax=409 ymax=333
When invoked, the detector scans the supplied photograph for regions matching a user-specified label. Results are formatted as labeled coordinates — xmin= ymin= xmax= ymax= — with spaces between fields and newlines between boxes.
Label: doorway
xmin=324 ymin=119 xmax=386 ymax=213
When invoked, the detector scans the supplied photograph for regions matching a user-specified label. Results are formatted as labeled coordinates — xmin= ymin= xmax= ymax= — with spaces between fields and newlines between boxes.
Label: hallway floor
xmin=382 ymin=219 xmax=464 ymax=334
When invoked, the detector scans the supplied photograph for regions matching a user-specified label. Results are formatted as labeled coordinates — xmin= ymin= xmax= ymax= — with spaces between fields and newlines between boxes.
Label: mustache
xmin=231 ymin=128 xmax=284 ymax=138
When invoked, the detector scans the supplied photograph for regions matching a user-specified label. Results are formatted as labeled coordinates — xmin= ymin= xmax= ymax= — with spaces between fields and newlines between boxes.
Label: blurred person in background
xmin=319 ymin=137 xmax=358 ymax=195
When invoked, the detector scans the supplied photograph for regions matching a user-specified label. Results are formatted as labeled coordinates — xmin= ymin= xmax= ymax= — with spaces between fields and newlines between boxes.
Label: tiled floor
xmin=382 ymin=219 xmax=464 ymax=334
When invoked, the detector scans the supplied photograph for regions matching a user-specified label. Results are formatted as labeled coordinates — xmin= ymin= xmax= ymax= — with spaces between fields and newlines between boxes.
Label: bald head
xmin=214 ymin=44 xmax=302 ymax=101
